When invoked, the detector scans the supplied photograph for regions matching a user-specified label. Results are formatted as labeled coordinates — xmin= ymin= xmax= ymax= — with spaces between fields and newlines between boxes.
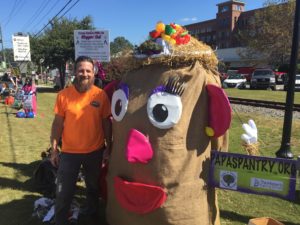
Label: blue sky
xmin=0 ymin=0 xmax=264 ymax=49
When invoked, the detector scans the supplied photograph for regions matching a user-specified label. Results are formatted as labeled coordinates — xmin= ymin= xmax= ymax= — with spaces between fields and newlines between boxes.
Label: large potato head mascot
xmin=106 ymin=22 xmax=232 ymax=225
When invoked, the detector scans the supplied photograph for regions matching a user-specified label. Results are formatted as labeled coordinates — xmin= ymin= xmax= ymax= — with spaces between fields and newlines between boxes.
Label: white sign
xmin=12 ymin=35 xmax=31 ymax=61
xmin=74 ymin=30 xmax=110 ymax=62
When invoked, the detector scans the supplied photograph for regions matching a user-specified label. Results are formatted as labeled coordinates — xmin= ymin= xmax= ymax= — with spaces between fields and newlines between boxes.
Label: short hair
xmin=25 ymin=77 xmax=32 ymax=84
xmin=74 ymin=56 xmax=94 ymax=71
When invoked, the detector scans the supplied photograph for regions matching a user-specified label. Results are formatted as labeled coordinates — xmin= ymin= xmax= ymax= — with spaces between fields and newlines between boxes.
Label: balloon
xmin=183 ymin=35 xmax=191 ymax=44
xmin=26 ymin=111 xmax=35 ymax=118
xmin=170 ymin=23 xmax=177 ymax=29
xmin=161 ymin=33 xmax=171 ymax=42
xmin=165 ymin=25 xmax=176 ymax=36
xmin=150 ymin=30 xmax=161 ymax=39
xmin=180 ymin=31 xmax=189 ymax=36
xmin=16 ymin=111 xmax=25 ymax=118
xmin=169 ymin=38 xmax=176 ymax=45
xmin=156 ymin=22 xmax=165 ymax=33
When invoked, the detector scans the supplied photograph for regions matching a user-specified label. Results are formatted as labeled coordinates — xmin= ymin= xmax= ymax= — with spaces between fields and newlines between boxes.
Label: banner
xmin=12 ymin=35 xmax=31 ymax=61
xmin=209 ymin=151 xmax=297 ymax=200
xmin=74 ymin=30 xmax=110 ymax=62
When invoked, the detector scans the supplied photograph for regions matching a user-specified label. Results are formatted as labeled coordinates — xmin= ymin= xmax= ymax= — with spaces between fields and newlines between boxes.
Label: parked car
xmin=250 ymin=69 xmax=276 ymax=90
xmin=284 ymin=74 xmax=300 ymax=91
xmin=274 ymin=71 xmax=287 ymax=84
xmin=223 ymin=73 xmax=246 ymax=88
xmin=237 ymin=67 xmax=255 ymax=82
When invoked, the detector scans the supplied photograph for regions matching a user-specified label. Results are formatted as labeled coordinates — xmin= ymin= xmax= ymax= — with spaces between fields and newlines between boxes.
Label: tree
xmin=237 ymin=0 xmax=295 ymax=67
xmin=30 ymin=16 xmax=94 ymax=88
xmin=0 ymin=48 xmax=14 ymax=65
xmin=110 ymin=37 xmax=133 ymax=56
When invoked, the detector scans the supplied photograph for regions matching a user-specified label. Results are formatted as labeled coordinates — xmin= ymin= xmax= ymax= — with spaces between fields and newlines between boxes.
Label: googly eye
xmin=147 ymin=92 xmax=182 ymax=129
xmin=111 ymin=84 xmax=129 ymax=121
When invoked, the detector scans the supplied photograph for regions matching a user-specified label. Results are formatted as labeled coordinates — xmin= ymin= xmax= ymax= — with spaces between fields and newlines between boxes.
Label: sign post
xmin=210 ymin=151 xmax=297 ymax=200
xmin=74 ymin=30 xmax=110 ymax=62
xmin=12 ymin=34 xmax=31 ymax=62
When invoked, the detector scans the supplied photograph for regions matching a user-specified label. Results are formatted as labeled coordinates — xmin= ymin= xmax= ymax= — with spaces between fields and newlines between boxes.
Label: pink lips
xmin=114 ymin=177 xmax=167 ymax=214
xmin=114 ymin=129 xmax=167 ymax=214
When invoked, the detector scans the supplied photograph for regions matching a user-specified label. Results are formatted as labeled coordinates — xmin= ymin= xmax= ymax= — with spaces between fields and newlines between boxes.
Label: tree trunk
xmin=59 ymin=63 xmax=65 ymax=89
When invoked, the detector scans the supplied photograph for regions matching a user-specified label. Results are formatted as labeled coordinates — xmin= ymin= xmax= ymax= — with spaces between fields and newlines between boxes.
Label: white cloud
xmin=181 ymin=17 xmax=198 ymax=22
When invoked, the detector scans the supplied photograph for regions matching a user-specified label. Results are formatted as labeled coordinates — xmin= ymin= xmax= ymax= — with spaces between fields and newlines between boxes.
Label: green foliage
xmin=110 ymin=36 xmax=134 ymax=56
xmin=136 ymin=40 xmax=163 ymax=55
xmin=30 ymin=16 xmax=94 ymax=86
xmin=0 ymin=48 xmax=14 ymax=64
xmin=237 ymin=0 xmax=295 ymax=66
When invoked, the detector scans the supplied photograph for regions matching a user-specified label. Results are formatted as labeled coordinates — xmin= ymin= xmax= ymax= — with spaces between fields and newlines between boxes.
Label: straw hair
xmin=105 ymin=37 xmax=219 ymax=81
xmin=242 ymin=142 xmax=260 ymax=156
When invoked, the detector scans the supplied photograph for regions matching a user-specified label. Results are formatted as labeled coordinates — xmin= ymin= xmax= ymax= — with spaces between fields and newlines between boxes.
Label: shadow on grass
xmin=0 ymin=160 xmax=85 ymax=196
xmin=1 ymin=106 xmax=17 ymax=164
xmin=37 ymin=86 xmax=58 ymax=93
xmin=220 ymin=209 xmax=300 ymax=225
xmin=0 ymin=161 xmax=40 ymax=178
xmin=220 ymin=209 xmax=251 ymax=224
xmin=0 ymin=194 xmax=41 ymax=225
xmin=0 ymin=161 xmax=41 ymax=193
xmin=0 ymin=192 xmax=107 ymax=225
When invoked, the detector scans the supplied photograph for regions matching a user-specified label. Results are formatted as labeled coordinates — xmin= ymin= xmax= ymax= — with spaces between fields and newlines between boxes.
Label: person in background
xmin=50 ymin=55 xmax=112 ymax=225
xmin=35 ymin=74 xmax=39 ymax=85
xmin=0 ymin=82 xmax=10 ymax=98
xmin=22 ymin=77 xmax=37 ymax=116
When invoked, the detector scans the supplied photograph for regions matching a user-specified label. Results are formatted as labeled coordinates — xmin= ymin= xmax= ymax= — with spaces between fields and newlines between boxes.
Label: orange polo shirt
xmin=54 ymin=85 xmax=111 ymax=153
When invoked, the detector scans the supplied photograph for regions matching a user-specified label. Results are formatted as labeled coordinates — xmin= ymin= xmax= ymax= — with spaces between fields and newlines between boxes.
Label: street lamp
xmin=276 ymin=0 xmax=300 ymax=159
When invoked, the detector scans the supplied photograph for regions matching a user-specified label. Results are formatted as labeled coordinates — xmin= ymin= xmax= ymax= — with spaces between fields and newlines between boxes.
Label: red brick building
xmin=185 ymin=0 xmax=257 ymax=50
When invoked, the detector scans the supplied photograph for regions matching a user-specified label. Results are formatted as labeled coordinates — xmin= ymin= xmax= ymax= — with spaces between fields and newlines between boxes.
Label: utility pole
xmin=276 ymin=0 xmax=300 ymax=159
xmin=0 ymin=24 xmax=7 ymax=67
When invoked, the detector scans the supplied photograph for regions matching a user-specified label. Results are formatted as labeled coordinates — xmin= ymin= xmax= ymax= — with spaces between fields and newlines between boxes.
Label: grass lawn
xmin=0 ymin=88 xmax=299 ymax=225
xmin=225 ymin=88 xmax=300 ymax=104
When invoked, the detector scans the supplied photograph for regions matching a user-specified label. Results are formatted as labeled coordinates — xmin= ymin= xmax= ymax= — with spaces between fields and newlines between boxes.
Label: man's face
xmin=75 ymin=61 xmax=95 ymax=92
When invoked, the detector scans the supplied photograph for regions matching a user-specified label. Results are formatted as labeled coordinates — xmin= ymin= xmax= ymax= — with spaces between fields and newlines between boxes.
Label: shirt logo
xmin=90 ymin=101 xmax=100 ymax=107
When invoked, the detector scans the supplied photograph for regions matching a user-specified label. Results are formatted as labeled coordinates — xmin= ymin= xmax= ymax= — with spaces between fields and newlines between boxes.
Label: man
xmin=50 ymin=56 xmax=112 ymax=225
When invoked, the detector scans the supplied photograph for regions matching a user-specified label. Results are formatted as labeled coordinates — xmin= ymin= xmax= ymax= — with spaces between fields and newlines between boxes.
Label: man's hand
xmin=50 ymin=149 xmax=60 ymax=168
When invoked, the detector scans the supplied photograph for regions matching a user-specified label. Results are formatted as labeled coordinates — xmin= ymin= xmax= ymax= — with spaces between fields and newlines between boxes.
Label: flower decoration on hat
xmin=149 ymin=22 xmax=191 ymax=45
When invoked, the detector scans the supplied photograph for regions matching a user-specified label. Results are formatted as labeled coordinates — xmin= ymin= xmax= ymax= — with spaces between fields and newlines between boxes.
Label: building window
xmin=219 ymin=18 xmax=229 ymax=27
xmin=221 ymin=5 xmax=229 ymax=13
xmin=234 ymin=5 xmax=242 ymax=11
xmin=221 ymin=31 xmax=225 ymax=39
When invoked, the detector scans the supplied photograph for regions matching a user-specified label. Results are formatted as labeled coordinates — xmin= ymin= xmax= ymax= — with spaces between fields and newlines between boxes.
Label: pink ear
xmin=103 ymin=80 xmax=120 ymax=102
xmin=206 ymin=84 xmax=232 ymax=138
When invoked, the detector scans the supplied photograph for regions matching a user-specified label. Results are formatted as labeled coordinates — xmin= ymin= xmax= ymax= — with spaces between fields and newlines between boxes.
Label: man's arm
xmin=102 ymin=117 xmax=112 ymax=159
xmin=50 ymin=114 xmax=64 ymax=167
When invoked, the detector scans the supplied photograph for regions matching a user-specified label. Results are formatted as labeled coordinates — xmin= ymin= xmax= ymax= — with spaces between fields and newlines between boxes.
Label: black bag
xmin=33 ymin=159 xmax=57 ymax=198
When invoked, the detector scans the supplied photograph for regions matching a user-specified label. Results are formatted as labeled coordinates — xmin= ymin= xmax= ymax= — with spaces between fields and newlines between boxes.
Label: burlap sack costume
xmin=106 ymin=24 xmax=232 ymax=225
